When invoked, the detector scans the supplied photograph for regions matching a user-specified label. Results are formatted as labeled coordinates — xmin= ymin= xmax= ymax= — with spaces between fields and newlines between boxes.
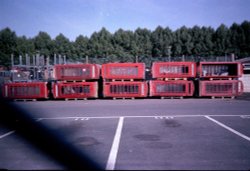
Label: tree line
xmin=0 ymin=20 xmax=250 ymax=68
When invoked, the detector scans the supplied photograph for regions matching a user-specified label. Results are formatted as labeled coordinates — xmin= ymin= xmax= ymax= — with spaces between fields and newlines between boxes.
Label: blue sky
xmin=0 ymin=0 xmax=250 ymax=41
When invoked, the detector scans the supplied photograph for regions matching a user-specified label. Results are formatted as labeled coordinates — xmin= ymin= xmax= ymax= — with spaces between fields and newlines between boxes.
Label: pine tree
xmin=0 ymin=28 xmax=17 ymax=66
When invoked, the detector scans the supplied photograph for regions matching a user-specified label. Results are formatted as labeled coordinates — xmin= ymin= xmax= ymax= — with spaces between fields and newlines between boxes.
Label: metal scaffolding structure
xmin=10 ymin=54 xmax=66 ymax=82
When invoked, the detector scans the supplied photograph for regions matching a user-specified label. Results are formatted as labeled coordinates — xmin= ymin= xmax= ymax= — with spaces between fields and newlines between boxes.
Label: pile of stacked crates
xmin=198 ymin=62 xmax=244 ymax=98
xmin=149 ymin=62 xmax=196 ymax=99
xmin=2 ymin=82 xmax=48 ymax=101
xmin=2 ymin=69 xmax=48 ymax=101
xmin=102 ymin=63 xmax=148 ymax=99
xmin=52 ymin=64 xmax=100 ymax=100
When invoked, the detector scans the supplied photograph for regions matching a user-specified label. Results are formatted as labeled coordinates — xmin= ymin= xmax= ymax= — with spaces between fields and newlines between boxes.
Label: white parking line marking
xmin=106 ymin=117 xmax=124 ymax=170
xmin=241 ymin=116 xmax=250 ymax=119
xmin=0 ymin=131 xmax=15 ymax=139
xmin=205 ymin=116 xmax=250 ymax=142
xmin=74 ymin=117 xmax=89 ymax=121
xmin=155 ymin=116 xmax=174 ymax=119
xmin=80 ymin=118 xmax=89 ymax=120
xmin=37 ymin=115 xmax=250 ymax=120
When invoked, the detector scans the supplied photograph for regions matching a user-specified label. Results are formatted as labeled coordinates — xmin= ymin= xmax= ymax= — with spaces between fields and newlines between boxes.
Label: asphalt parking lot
xmin=0 ymin=96 xmax=250 ymax=170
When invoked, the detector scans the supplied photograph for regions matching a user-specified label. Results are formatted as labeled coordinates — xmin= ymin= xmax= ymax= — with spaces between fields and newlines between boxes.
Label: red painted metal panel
xmin=54 ymin=64 xmax=100 ymax=81
xmin=149 ymin=80 xmax=194 ymax=97
xmin=198 ymin=62 xmax=242 ymax=78
xmin=102 ymin=63 xmax=145 ymax=79
xmin=199 ymin=80 xmax=243 ymax=97
xmin=3 ymin=82 xmax=48 ymax=99
xmin=52 ymin=82 xmax=98 ymax=99
xmin=103 ymin=81 xmax=148 ymax=98
xmin=152 ymin=62 xmax=196 ymax=78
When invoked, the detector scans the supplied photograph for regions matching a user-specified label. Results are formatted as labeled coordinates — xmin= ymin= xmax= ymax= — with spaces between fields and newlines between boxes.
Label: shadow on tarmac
xmin=235 ymin=93 xmax=250 ymax=101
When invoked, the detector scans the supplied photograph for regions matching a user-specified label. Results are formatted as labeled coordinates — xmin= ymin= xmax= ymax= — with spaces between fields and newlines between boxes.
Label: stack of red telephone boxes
xmin=150 ymin=62 xmax=196 ymax=98
xmin=53 ymin=64 xmax=100 ymax=100
xmin=102 ymin=63 xmax=148 ymax=99
xmin=198 ymin=62 xmax=243 ymax=98
xmin=3 ymin=82 xmax=48 ymax=100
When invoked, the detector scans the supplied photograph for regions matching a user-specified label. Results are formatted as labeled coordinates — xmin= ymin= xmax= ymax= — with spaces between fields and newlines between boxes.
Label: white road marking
xmin=106 ymin=117 xmax=124 ymax=170
xmin=74 ymin=117 xmax=89 ymax=121
xmin=205 ymin=116 xmax=250 ymax=142
xmin=0 ymin=131 xmax=15 ymax=139
xmin=80 ymin=118 xmax=89 ymax=120
xmin=155 ymin=116 xmax=174 ymax=119
xmin=37 ymin=115 xmax=250 ymax=120
xmin=241 ymin=116 xmax=250 ymax=119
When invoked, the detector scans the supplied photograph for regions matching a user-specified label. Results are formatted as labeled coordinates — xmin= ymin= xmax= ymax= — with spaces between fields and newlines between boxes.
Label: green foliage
xmin=0 ymin=20 xmax=250 ymax=67
xmin=213 ymin=24 xmax=231 ymax=56
xmin=74 ymin=35 xmax=89 ymax=58
xmin=88 ymin=27 xmax=113 ymax=59
xmin=112 ymin=29 xmax=135 ymax=61
xmin=15 ymin=36 xmax=35 ymax=56
xmin=151 ymin=26 xmax=173 ymax=58
xmin=240 ymin=21 xmax=250 ymax=56
xmin=53 ymin=33 xmax=74 ymax=59
xmin=201 ymin=26 xmax=215 ymax=56
xmin=0 ymin=27 xmax=17 ymax=66
xmin=33 ymin=31 xmax=52 ymax=56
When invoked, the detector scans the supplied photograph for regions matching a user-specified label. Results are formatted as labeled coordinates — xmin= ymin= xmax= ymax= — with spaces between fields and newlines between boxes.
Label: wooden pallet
xmin=112 ymin=97 xmax=135 ymax=100
xmin=65 ymin=98 xmax=87 ymax=101
xmin=104 ymin=79 xmax=136 ymax=82
xmin=211 ymin=96 xmax=235 ymax=99
xmin=161 ymin=96 xmax=184 ymax=99
xmin=14 ymin=99 xmax=37 ymax=102
xmin=209 ymin=78 xmax=233 ymax=81
xmin=63 ymin=80 xmax=87 ymax=83
xmin=157 ymin=78 xmax=187 ymax=81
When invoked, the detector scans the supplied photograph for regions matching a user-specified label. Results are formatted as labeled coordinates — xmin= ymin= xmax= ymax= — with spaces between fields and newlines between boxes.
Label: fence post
xmin=86 ymin=55 xmax=89 ymax=64
xmin=19 ymin=55 xmax=22 ymax=65
xmin=11 ymin=54 xmax=14 ymax=67
xmin=54 ymin=54 xmax=57 ymax=65
xmin=231 ymin=53 xmax=235 ymax=62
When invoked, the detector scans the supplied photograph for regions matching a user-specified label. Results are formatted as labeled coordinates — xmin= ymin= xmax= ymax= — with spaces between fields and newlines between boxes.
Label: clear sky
xmin=0 ymin=0 xmax=250 ymax=41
